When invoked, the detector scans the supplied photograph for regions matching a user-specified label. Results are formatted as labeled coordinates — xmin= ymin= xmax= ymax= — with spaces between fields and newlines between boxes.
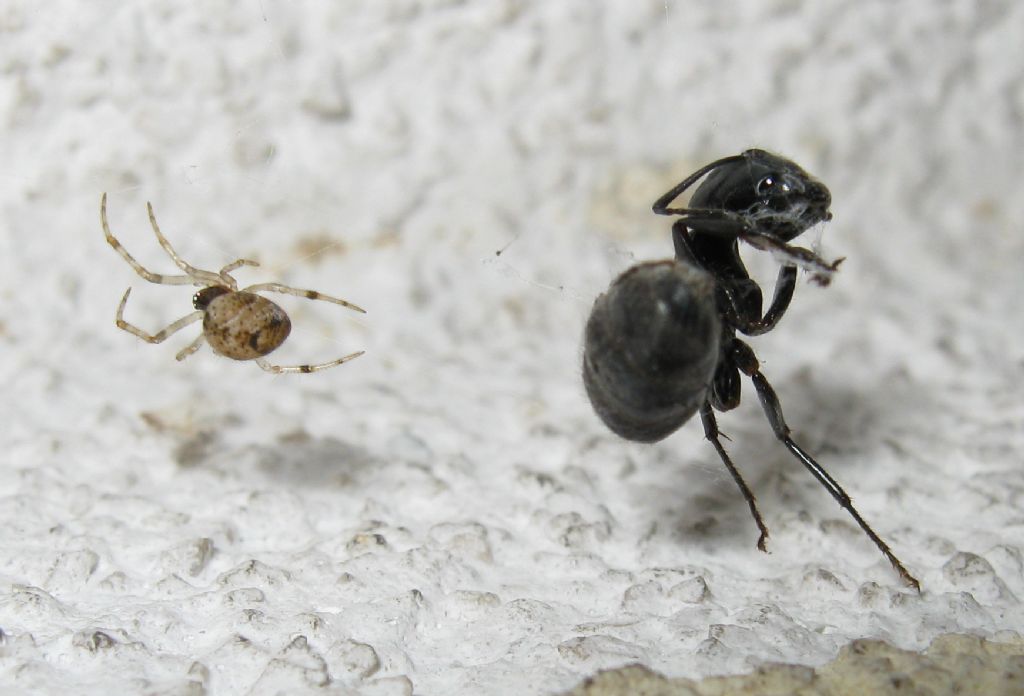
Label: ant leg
xmin=101 ymin=193 xmax=196 ymax=286
xmin=146 ymin=202 xmax=227 ymax=288
xmin=673 ymin=221 xmax=795 ymax=335
xmin=700 ymin=402 xmax=770 ymax=552
xmin=742 ymin=265 xmax=797 ymax=336
xmin=242 ymin=283 xmax=366 ymax=314
xmin=115 ymin=288 xmax=203 ymax=344
xmin=742 ymin=234 xmax=844 ymax=286
xmin=731 ymin=339 xmax=921 ymax=591
xmin=671 ymin=221 xmax=701 ymax=265
xmin=675 ymin=223 xmax=765 ymax=331
xmin=254 ymin=351 xmax=365 ymax=374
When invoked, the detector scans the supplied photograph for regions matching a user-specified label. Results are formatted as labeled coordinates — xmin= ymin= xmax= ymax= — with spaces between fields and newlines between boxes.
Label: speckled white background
xmin=1 ymin=1 xmax=1022 ymax=694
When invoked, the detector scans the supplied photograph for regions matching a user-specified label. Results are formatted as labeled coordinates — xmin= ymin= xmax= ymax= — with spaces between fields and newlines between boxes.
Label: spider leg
xmin=175 ymin=333 xmax=206 ymax=361
xmin=255 ymin=351 xmax=365 ymax=374
xmin=101 ymin=193 xmax=196 ymax=286
xmin=243 ymin=282 xmax=365 ymax=373
xmin=730 ymin=339 xmax=921 ymax=591
xmin=115 ymin=288 xmax=203 ymax=344
xmin=215 ymin=258 xmax=259 ymax=289
xmin=219 ymin=258 xmax=260 ymax=275
xmin=242 ymin=283 xmax=366 ymax=314
xmin=146 ymin=202 xmax=229 ymax=288
xmin=700 ymin=402 xmax=770 ymax=552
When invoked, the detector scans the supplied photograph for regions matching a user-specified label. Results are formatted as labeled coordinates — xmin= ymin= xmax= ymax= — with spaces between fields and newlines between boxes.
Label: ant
xmin=583 ymin=150 xmax=920 ymax=591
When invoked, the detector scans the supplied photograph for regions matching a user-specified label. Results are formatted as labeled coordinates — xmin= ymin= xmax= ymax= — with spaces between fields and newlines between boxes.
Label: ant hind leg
xmin=730 ymin=339 xmax=921 ymax=591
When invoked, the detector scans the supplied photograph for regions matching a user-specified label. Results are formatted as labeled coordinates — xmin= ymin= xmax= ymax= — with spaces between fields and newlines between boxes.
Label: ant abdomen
xmin=583 ymin=260 xmax=721 ymax=443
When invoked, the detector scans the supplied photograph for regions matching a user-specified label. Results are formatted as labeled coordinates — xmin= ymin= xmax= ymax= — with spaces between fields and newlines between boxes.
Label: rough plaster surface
xmin=563 ymin=634 xmax=1024 ymax=696
xmin=1 ymin=1 xmax=1022 ymax=694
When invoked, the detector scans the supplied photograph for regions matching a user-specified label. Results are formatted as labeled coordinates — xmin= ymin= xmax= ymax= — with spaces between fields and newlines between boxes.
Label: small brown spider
xmin=101 ymin=193 xmax=366 ymax=373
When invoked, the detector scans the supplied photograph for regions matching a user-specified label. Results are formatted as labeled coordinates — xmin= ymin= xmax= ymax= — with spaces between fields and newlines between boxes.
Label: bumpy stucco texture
xmin=1 ymin=2 xmax=1022 ymax=694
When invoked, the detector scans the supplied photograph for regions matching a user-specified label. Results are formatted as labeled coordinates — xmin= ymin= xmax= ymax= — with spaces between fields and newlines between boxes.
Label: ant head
xmin=693 ymin=149 xmax=832 ymax=242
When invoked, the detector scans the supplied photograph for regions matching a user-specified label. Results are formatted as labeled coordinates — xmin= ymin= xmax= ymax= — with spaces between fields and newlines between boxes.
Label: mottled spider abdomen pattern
xmin=583 ymin=260 xmax=721 ymax=443
xmin=202 ymin=291 xmax=292 ymax=360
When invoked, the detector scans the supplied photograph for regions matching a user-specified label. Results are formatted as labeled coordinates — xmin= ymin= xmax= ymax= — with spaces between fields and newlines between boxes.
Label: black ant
xmin=583 ymin=149 xmax=920 ymax=591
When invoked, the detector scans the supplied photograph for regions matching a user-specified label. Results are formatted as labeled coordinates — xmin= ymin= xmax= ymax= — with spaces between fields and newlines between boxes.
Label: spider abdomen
xmin=203 ymin=291 xmax=292 ymax=360
xmin=583 ymin=260 xmax=721 ymax=443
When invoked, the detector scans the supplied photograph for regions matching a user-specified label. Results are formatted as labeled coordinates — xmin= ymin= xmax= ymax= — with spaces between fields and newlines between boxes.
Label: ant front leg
xmin=713 ymin=267 xmax=797 ymax=337
xmin=745 ymin=265 xmax=796 ymax=336
xmin=672 ymin=224 xmax=797 ymax=336
xmin=729 ymin=339 xmax=922 ymax=591
xmin=742 ymin=234 xmax=844 ymax=286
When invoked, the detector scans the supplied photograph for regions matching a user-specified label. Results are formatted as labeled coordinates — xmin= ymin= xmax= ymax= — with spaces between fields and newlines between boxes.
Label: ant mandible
xmin=583 ymin=149 xmax=920 ymax=591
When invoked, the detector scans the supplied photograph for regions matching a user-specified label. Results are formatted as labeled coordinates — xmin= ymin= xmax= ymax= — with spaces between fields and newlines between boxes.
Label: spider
xmin=583 ymin=150 xmax=920 ymax=590
xmin=101 ymin=193 xmax=366 ymax=374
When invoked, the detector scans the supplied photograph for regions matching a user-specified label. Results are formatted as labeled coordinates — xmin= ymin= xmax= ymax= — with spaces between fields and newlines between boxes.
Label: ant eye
xmin=755 ymin=175 xmax=776 ymax=197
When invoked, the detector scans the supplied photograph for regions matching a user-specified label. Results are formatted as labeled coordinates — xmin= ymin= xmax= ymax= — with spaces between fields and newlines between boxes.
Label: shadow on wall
xmin=250 ymin=430 xmax=381 ymax=489
xmin=626 ymin=365 xmax=934 ymax=554
xmin=141 ymin=407 xmax=381 ymax=490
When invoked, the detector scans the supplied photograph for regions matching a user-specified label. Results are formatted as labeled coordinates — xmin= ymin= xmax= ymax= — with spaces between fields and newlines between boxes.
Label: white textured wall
xmin=1 ymin=1 xmax=1022 ymax=694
